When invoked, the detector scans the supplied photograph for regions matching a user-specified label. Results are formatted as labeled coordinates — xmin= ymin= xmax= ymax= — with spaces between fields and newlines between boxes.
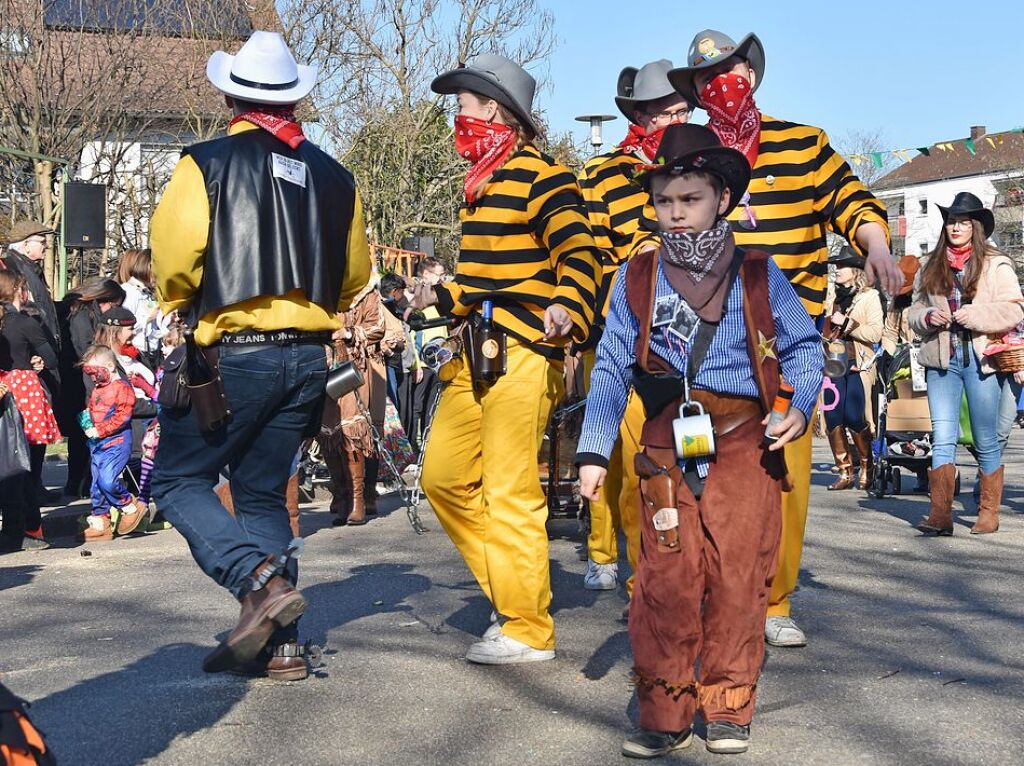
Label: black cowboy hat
xmin=99 ymin=306 xmax=135 ymax=327
xmin=937 ymin=192 xmax=994 ymax=238
xmin=633 ymin=123 xmax=750 ymax=216
xmin=668 ymin=29 xmax=765 ymax=108
xmin=827 ymin=246 xmax=866 ymax=269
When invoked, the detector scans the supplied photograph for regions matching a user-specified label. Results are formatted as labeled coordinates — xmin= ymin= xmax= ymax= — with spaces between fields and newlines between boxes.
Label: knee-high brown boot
xmin=918 ymin=463 xmax=955 ymax=535
xmin=286 ymin=472 xmax=300 ymax=538
xmin=827 ymin=427 xmax=854 ymax=490
xmin=971 ymin=465 xmax=1003 ymax=535
xmin=347 ymin=451 xmax=367 ymax=526
xmin=323 ymin=450 xmax=352 ymax=524
xmin=850 ymin=428 xmax=874 ymax=491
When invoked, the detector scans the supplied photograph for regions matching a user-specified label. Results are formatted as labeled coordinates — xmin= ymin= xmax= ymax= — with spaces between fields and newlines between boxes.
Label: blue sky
xmin=540 ymin=1 xmax=1023 ymax=154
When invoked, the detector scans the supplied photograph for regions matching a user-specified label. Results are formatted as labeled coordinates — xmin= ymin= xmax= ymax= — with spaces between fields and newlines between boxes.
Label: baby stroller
xmin=869 ymin=345 xmax=960 ymax=497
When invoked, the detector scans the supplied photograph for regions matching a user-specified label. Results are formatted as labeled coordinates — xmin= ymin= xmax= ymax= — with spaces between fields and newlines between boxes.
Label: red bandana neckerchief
xmin=947 ymin=242 xmax=973 ymax=271
xmin=230 ymin=108 xmax=306 ymax=150
xmin=618 ymin=124 xmax=666 ymax=163
xmin=702 ymin=73 xmax=761 ymax=169
xmin=455 ymin=115 xmax=517 ymax=205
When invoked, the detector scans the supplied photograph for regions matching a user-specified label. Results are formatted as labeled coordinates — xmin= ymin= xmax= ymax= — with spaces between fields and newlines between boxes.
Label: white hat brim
xmin=207 ymin=50 xmax=317 ymax=106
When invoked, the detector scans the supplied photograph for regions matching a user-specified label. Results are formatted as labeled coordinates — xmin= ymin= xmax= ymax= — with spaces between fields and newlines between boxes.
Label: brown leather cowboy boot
xmin=971 ymin=465 xmax=1003 ymax=535
xmin=285 ymin=473 xmax=300 ymax=538
xmin=850 ymin=428 xmax=874 ymax=491
xmin=202 ymin=555 xmax=307 ymax=673
xmin=324 ymin=450 xmax=351 ymax=525
xmin=918 ymin=463 xmax=955 ymax=535
xmin=346 ymin=451 xmax=367 ymax=526
xmin=228 ymin=640 xmax=312 ymax=682
xmin=827 ymin=427 xmax=854 ymax=490
xmin=364 ymin=455 xmax=379 ymax=516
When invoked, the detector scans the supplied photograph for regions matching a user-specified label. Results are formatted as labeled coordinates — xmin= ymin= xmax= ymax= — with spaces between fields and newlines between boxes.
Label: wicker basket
xmin=991 ymin=346 xmax=1024 ymax=372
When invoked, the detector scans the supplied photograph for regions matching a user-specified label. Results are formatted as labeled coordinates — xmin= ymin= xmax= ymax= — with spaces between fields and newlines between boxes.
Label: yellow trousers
xmin=767 ymin=423 xmax=813 ymax=618
xmin=422 ymin=339 xmax=563 ymax=650
xmin=581 ymin=351 xmax=644 ymax=596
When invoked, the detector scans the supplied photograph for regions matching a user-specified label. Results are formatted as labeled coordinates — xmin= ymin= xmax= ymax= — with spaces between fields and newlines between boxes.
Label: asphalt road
xmin=2 ymin=436 xmax=1023 ymax=766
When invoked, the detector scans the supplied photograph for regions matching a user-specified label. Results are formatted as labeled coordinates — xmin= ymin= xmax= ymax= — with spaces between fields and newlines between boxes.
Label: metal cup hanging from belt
xmin=672 ymin=401 xmax=716 ymax=460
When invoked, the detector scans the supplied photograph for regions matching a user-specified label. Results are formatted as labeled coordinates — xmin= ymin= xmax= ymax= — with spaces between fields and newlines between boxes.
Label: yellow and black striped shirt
xmin=634 ymin=115 xmax=889 ymax=318
xmin=436 ymin=145 xmax=600 ymax=354
xmin=578 ymin=148 xmax=647 ymax=322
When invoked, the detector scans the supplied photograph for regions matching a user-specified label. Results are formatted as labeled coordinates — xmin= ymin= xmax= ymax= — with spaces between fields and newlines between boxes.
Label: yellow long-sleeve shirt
xmin=151 ymin=121 xmax=371 ymax=346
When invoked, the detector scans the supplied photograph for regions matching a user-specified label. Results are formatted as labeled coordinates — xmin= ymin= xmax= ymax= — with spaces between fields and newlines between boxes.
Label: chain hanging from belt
xmin=353 ymin=390 xmax=427 ymax=534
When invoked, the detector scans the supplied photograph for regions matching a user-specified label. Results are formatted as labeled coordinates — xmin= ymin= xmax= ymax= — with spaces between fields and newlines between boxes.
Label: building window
xmin=918 ymin=199 xmax=928 ymax=214
xmin=898 ymin=201 xmax=906 ymax=216
xmin=891 ymin=238 xmax=906 ymax=258
xmin=1002 ymin=223 xmax=1023 ymax=249
xmin=919 ymin=242 xmax=929 ymax=255
xmin=0 ymin=28 xmax=30 ymax=56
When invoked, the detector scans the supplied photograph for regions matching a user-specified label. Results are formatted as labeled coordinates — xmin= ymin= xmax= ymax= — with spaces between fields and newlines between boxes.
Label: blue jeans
xmin=997 ymin=375 xmax=1022 ymax=454
xmin=926 ymin=345 xmax=1004 ymax=473
xmin=90 ymin=431 xmax=133 ymax=515
xmin=823 ymin=371 xmax=867 ymax=432
xmin=152 ymin=344 xmax=327 ymax=605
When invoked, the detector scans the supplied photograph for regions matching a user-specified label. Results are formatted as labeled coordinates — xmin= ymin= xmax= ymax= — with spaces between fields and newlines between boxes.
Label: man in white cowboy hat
xmin=659 ymin=29 xmax=903 ymax=650
xmin=577 ymin=59 xmax=691 ymax=601
xmin=150 ymin=31 xmax=371 ymax=682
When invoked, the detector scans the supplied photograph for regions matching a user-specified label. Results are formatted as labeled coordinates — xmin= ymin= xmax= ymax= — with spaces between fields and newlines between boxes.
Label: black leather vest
xmin=184 ymin=129 xmax=356 ymax=319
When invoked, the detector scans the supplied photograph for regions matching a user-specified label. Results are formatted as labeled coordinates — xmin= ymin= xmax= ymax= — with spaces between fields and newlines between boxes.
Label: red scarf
xmin=618 ymin=124 xmax=666 ymax=162
xmin=455 ymin=115 xmax=517 ymax=205
xmin=947 ymin=242 xmax=972 ymax=271
xmin=230 ymin=108 xmax=306 ymax=150
xmin=702 ymin=73 xmax=761 ymax=169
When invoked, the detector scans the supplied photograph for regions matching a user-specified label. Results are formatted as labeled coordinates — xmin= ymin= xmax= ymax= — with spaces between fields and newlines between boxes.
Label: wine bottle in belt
xmin=476 ymin=300 xmax=503 ymax=384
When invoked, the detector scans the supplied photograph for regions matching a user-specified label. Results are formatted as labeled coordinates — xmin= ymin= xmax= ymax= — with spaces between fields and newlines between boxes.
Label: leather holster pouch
xmin=186 ymin=346 xmax=232 ymax=432
xmin=634 ymin=451 xmax=681 ymax=553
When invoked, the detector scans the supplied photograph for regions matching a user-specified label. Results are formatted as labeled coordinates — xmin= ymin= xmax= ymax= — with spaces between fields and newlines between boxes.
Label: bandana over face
xmin=701 ymin=73 xmax=761 ymax=169
xmin=619 ymin=124 xmax=667 ymax=163
xmin=454 ymin=115 xmax=517 ymax=205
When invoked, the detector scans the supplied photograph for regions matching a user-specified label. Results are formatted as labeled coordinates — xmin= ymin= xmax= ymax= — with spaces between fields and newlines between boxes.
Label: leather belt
xmin=690 ymin=390 xmax=762 ymax=438
xmin=219 ymin=329 xmax=332 ymax=346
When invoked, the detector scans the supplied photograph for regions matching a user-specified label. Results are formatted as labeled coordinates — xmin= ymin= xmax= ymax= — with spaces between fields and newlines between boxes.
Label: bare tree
xmin=281 ymin=0 xmax=557 ymax=264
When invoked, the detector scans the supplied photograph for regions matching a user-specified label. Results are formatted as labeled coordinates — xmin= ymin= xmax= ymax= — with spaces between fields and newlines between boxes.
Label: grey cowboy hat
xmin=614 ymin=59 xmax=679 ymax=124
xmin=431 ymin=53 xmax=540 ymax=137
xmin=667 ymin=29 xmax=765 ymax=108
xmin=937 ymin=192 xmax=995 ymax=238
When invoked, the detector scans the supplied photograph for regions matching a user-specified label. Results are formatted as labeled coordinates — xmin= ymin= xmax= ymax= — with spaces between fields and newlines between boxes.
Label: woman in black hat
xmin=822 ymin=247 xmax=883 ymax=491
xmin=413 ymin=53 xmax=600 ymax=665
xmin=909 ymin=192 xmax=1023 ymax=535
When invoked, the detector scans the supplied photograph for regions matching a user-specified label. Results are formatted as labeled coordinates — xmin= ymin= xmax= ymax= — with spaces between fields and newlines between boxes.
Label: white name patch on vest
xmin=272 ymin=153 xmax=307 ymax=188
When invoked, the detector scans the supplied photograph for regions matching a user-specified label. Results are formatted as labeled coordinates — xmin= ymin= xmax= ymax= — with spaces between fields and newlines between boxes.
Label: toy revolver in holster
xmin=635 ymin=452 xmax=681 ymax=553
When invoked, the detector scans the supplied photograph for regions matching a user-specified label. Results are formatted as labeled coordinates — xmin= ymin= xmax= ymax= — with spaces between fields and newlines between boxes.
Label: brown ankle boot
xmin=80 ymin=514 xmax=113 ymax=542
xmin=116 ymin=498 xmax=148 ymax=536
xmin=918 ymin=464 xmax=956 ymax=535
xmin=827 ymin=427 xmax=854 ymax=490
xmin=228 ymin=640 xmax=312 ymax=682
xmin=850 ymin=428 xmax=874 ymax=490
xmin=971 ymin=466 xmax=1003 ymax=535
xmin=203 ymin=556 xmax=307 ymax=673
xmin=285 ymin=472 xmax=300 ymax=538
xmin=347 ymin=451 xmax=367 ymax=526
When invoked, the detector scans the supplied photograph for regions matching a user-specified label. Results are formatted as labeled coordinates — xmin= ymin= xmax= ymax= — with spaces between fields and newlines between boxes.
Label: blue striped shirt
xmin=577 ymin=255 xmax=824 ymax=466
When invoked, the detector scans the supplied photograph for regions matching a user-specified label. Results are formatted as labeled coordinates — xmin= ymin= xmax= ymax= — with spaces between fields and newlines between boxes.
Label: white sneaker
xmin=764 ymin=616 xmax=807 ymax=647
xmin=584 ymin=560 xmax=618 ymax=590
xmin=466 ymin=634 xmax=554 ymax=664
xmin=483 ymin=610 xmax=504 ymax=640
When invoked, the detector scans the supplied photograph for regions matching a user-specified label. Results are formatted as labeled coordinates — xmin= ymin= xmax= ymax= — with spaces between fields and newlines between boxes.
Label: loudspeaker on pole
xmin=64 ymin=182 xmax=106 ymax=248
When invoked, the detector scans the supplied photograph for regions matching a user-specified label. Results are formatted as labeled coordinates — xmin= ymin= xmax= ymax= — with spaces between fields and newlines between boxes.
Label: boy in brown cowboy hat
xmin=577 ymin=58 xmax=692 ymax=597
xmin=577 ymin=123 xmax=823 ymax=757
xmin=663 ymin=28 xmax=903 ymax=649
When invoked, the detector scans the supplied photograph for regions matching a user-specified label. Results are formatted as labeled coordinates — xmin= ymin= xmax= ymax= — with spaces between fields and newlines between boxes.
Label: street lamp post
xmin=574 ymin=114 xmax=618 ymax=155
